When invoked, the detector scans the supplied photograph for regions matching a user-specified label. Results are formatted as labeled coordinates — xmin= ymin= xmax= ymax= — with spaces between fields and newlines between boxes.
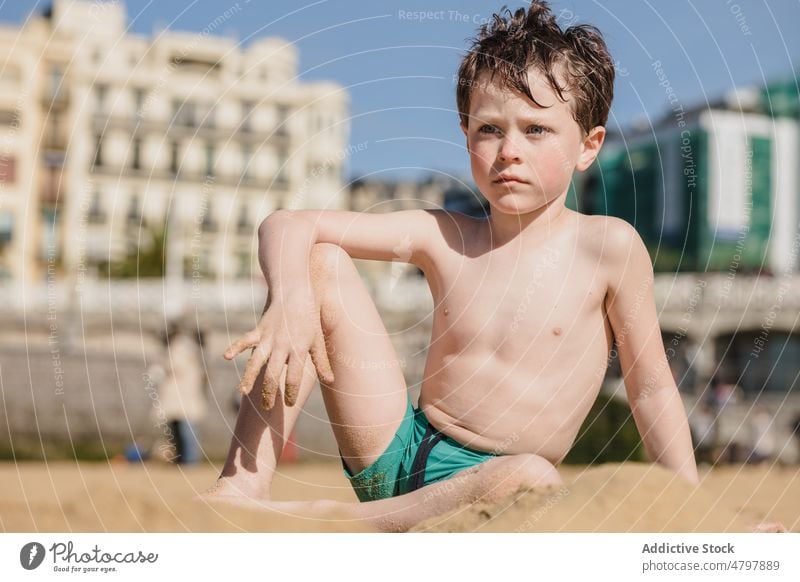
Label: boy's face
xmin=461 ymin=68 xmax=605 ymax=216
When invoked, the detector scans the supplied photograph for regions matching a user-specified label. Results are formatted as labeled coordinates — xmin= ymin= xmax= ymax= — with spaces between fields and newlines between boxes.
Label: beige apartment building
xmin=0 ymin=0 xmax=348 ymax=287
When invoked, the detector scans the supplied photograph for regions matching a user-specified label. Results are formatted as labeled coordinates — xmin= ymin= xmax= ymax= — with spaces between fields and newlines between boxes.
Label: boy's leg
xmin=208 ymin=452 xmax=564 ymax=532
xmin=206 ymin=242 xmax=409 ymax=499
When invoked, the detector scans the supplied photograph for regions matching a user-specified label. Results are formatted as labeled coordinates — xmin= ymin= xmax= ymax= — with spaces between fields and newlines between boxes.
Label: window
xmin=48 ymin=66 xmax=64 ymax=101
xmin=241 ymin=144 xmax=252 ymax=180
xmin=172 ymin=99 xmax=197 ymax=127
xmin=45 ymin=111 xmax=64 ymax=150
xmin=200 ymin=200 xmax=217 ymax=232
xmin=131 ymin=137 xmax=142 ymax=170
xmin=87 ymin=191 xmax=105 ymax=224
xmin=93 ymin=134 xmax=104 ymax=167
xmin=274 ymin=146 xmax=289 ymax=187
xmin=127 ymin=193 xmax=142 ymax=225
xmin=199 ymin=249 xmax=214 ymax=278
xmin=205 ymin=143 xmax=215 ymax=177
xmin=236 ymin=204 xmax=251 ymax=234
xmin=133 ymin=88 xmax=145 ymax=117
xmin=235 ymin=250 xmax=251 ymax=278
xmin=241 ymin=100 xmax=254 ymax=132
xmin=275 ymin=104 xmax=290 ymax=136
xmin=95 ymin=84 xmax=108 ymax=112
xmin=169 ymin=141 xmax=180 ymax=175
xmin=199 ymin=103 xmax=215 ymax=128
xmin=40 ymin=206 xmax=59 ymax=261
xmin=0 ymin=212 xmax=12 ymax=246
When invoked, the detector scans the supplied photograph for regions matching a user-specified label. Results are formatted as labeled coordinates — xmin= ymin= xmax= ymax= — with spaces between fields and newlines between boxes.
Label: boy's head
xmin=457 ymin=1 xmax=615 ymax=136
xmin=456 ymin=1 xmax=615 ymax=214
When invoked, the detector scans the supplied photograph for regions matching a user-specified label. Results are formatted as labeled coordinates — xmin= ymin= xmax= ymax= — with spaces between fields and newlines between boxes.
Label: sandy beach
xmin=1 ymin=461 xmax=797 ymax=533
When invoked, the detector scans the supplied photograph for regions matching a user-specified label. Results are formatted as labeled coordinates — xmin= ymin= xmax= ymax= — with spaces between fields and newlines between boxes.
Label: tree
xmin=102 ymin=222 xmax=167 ymax=278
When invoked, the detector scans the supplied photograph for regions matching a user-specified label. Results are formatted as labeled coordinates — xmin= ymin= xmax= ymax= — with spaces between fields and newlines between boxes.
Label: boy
xmin=202 ymin=1 xmax=699 ymax=531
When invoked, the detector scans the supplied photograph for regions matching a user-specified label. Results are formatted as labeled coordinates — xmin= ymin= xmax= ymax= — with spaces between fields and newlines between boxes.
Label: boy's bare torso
xmin=418 ymin=208 xmax=614 ymax=464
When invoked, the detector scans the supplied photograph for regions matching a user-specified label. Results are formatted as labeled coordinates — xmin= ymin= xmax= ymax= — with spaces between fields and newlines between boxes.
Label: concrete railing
xmin=2 ymin=273 xmax=798 ymax=322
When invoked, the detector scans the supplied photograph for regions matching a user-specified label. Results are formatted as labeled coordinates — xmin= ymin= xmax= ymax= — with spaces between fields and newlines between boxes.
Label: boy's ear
xmin=576 ymin=126 xmax=606 ymax=172
xmin=460 ymin=121 xmax=469 ymax=149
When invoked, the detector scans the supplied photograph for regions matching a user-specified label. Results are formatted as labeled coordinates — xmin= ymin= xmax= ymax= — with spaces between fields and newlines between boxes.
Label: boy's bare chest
xmin=428 ymin=243 xmax=607 ymax=351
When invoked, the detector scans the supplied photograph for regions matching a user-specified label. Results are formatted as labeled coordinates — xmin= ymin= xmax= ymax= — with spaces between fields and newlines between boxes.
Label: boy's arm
xmin=603 ymin=218 xmax=700 ymax=485
xmin=226 ymin=208 xmax=444 ymax=406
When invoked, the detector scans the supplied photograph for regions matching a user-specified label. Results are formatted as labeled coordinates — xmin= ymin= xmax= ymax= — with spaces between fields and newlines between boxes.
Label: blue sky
xmin=2 ymin=0 xmax=799 ymax=180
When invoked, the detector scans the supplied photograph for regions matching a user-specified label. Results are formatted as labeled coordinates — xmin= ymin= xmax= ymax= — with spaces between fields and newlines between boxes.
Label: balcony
xmin=91 ymin=114 xmax=290 ymax=145
xmin=89 ymin=163 xmax=285 ymax=191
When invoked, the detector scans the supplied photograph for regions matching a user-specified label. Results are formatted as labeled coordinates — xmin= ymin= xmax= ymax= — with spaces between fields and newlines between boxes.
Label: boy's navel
xmin=552 ymin=326 xmax=562 ymax=336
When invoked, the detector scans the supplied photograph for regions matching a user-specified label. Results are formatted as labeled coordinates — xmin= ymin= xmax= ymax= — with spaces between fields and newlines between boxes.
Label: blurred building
xmin=349 ymin=174 xmax=487 ymax=216
xmin=575 ymin=78 xmax=800 ymax=275
xmin=346 ymin=174 xmax=486 ymax=294
xmin=576 ymin=77 xmax=800 ymax=416
xmin=0 ymin=0 xmax=349 ymax=287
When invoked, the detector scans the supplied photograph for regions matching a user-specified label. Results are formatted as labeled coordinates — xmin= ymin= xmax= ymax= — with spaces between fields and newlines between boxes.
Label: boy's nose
xmin=498 ymin=138 xmax=521 ymax=163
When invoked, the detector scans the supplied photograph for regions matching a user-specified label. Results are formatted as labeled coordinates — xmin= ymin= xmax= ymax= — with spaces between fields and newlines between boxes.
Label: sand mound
xmin=0 ymin=461 xmax=366 ymax=532
xmin=412 ymin=463 xmax=788 ymax=532
xmin=2 ymin=461 xmax=797 ymax=532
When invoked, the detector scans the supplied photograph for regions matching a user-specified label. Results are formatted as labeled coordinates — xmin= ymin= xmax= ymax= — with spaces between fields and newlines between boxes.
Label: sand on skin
xmin=0 ymin=461 xmax=797 ymax=532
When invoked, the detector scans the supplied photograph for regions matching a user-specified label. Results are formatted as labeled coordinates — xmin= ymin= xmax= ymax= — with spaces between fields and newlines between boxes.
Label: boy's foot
xmin=195 ymin=475 xmax=271 ymax=503
xmin=195 ymin=492 xmax=359 ymax=523
xmin=748 ymin=521 xmax=787 ymax=533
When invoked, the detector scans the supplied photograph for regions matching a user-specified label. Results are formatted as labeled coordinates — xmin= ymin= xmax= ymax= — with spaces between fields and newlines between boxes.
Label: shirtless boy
xmin=203 ymin=1 xmax=699 ymax=531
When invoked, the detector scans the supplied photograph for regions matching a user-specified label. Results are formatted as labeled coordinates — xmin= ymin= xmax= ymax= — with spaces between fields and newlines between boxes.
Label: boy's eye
xmin=478 ymin=124 xmax=499 ymax=134
xmin=527 ymin=125 xmax=549 ymax=135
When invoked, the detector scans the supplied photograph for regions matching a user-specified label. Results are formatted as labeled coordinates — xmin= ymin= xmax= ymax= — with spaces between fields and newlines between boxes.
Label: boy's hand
xmin=223 ymin=289 xmax=334 ymax=409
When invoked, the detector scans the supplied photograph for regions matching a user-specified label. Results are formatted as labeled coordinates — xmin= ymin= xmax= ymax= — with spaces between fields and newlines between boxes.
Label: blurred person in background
xmin=790 ymin=412 xmax=800 ymax=464
xmin=746 ymin=405 xmax=777 ymax=465
xmin=710 ymin=371 xmax=744 ymax=462
xmin=148 ymin=320 xmax=208 ymax=465
xmin=689 ymin=403 xmax=716 ymax=465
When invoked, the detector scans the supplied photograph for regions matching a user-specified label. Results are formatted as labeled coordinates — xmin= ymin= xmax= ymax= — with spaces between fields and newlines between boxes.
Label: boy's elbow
xmin=259 ymin=209 xmax=296 ymax=238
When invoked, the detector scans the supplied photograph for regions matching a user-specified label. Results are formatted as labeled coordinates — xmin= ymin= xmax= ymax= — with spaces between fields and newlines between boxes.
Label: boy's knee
xmin=310 ymin=243 xmax=351 ymax=282
xmin=504 ymin=453 xmax=563 ymax=489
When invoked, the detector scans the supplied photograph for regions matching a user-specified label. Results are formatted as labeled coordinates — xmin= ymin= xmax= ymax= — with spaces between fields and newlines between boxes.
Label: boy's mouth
xmin=492 ymin=174 xmax=528 ymax=185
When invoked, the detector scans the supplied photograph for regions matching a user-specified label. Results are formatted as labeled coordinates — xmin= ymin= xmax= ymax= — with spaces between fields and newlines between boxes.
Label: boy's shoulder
xmin=577 ymin=214 xmax=653 ymax=298
xmin=577 ymin=213 xmax=643 ymax=260
xmin=575 ymin=213 xmax=652 ymax=286
xmin=424 ymin=208 xmax=485 ymax=239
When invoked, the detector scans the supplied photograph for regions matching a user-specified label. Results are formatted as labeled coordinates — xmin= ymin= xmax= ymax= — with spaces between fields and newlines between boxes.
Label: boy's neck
xmin=486 ymin=198 xmax=572 ymax=248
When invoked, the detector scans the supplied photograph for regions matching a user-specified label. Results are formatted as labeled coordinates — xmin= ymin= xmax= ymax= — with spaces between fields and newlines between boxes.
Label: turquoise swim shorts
xmin=340 ymin=398 xmax=498 ymax=502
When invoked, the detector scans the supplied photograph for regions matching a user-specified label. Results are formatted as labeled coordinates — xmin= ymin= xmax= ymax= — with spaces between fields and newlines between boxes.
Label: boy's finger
xmin=224 ymin=331 xmax=259 ymax=360
xmin=261 ymin=350 xmax=287 ymax=410
xmin=309 ymin=332 xmax=335 ymax=386
xmin=238 ymin=341 xmax=271 ymax=394
xmin=284 ymin=353 xmax=307 ymax=407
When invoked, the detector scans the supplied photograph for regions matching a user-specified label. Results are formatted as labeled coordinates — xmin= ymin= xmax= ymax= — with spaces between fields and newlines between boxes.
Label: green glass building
xmin=575 ymin=79 xmax=799 ymax=275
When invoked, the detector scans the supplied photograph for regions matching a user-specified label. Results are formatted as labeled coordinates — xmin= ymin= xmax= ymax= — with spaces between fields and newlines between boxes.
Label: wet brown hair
xmin=456 ymin=1 xmax=615 ymax=134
